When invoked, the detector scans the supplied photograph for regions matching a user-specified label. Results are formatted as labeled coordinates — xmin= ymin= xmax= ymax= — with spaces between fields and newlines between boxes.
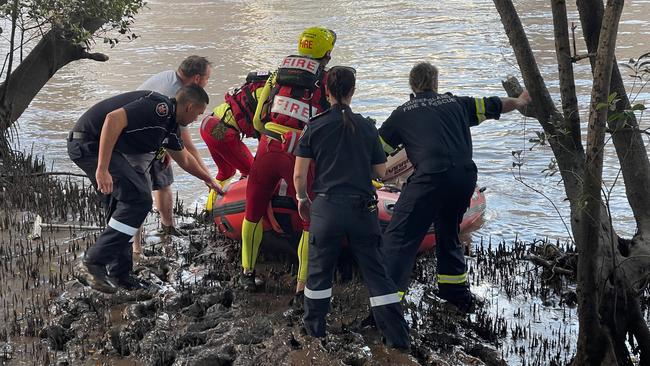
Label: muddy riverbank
xmin=1 ymin=159 xmax=647 ymax=365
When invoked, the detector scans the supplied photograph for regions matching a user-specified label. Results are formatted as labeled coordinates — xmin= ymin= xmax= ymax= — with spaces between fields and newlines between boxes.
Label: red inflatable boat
xmin=211 ymin=178 xmax=486 ymax=252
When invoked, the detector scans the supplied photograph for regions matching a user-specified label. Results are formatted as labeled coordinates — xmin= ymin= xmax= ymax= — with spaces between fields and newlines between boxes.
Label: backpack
xmin=261 ymin=55 xmax=330 ymax=130
xmin=224 ymin=71 xmax=271 ymax=138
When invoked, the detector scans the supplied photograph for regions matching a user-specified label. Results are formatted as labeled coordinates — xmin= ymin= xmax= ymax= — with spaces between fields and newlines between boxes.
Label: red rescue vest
xmin=262 ymin=55 xmax=329 ymax=130
xmin=224 ymin=71 xmax=271 ymax=138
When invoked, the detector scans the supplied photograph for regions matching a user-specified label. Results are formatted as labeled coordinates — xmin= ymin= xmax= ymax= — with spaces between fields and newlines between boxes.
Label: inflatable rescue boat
xmin=211 ymin=175 xmax=486 ymax=253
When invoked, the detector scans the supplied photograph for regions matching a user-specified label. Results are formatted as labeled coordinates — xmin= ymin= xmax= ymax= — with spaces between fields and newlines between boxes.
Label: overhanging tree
xmin=493 ymin=0 xmax=650 ymax=364
xmin=0 ymin=0 xmax=145 ymax=152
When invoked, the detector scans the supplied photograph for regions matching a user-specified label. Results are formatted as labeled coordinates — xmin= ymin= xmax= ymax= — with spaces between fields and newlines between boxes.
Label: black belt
xmin=67 ymin=131 xmax=91 ymax=141
xmin=316 ymin=193 xmax=378 ymax=212
xmin=316 ymin=193 xmax=368 ymax=200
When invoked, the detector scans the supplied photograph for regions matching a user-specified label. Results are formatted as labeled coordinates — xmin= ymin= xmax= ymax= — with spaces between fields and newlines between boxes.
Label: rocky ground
xmin=1 ymin=211 xmax=595 ymax=366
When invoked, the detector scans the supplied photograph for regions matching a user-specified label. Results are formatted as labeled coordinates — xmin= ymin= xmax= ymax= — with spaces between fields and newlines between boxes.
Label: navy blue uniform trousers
xmin=382 ymin=163 xmax=477 ymax=299
xmin=303 ymin=194 xmax=409 ymax=349
xmin=67 ymin=139 xmax=152 ymax=279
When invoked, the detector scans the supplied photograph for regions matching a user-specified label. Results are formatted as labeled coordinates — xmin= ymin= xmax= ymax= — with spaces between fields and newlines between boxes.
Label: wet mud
xmin=2 ymin=158 xmax=648 ymax=365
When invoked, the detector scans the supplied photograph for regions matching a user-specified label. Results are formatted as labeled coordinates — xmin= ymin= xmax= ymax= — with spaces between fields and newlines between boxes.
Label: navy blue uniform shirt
xmin=73 ymin=90 xmax=183 ymax=154
xmin=294 ymin=105 xmax=387 ymax=197
xmin=379 ymin=91 xmax=502 ymax=173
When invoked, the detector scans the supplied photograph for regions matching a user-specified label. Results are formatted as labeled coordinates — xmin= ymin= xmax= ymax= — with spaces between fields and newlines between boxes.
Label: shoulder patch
xmin=155 ymin=102 xmax=169 ymax=117
xmin=309 ymin=108 xmax=331 ymax=121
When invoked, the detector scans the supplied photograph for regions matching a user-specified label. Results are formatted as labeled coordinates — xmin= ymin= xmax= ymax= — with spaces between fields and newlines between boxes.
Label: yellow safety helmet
xmin=297 ymin=27 xmax=337 ymax=59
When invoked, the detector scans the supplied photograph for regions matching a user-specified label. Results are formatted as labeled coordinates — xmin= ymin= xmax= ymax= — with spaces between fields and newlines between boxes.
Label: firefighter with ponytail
xmin=240 ymin=27 xmax=336 ymax=299
xmin=293 ymin=66 xmax=410 ymax=348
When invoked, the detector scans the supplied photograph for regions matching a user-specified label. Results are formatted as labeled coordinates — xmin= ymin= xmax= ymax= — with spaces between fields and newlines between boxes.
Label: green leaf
xmin=596 ymin=102 xmax=610 ymax=111
xmin=607 ymin=92 xmax=618 ymax=103
xmin=631 ymin=103 xmax=646 ymax=111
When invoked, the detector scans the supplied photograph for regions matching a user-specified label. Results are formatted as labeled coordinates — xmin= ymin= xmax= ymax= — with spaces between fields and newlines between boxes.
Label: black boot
xmin=438 ymin=284 xmax=484 ymax=313
xmin=109 ymin=274 xmax=148 ymax=291
xmin=238 ymin=271 xmax=257 ymax=292
xmin=82 ymin=262 xmax=117 ymax=294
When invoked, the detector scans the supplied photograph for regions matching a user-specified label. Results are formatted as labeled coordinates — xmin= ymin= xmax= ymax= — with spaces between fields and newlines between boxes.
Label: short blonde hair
xmin=409 ymin=62 xmax=438 ymax=93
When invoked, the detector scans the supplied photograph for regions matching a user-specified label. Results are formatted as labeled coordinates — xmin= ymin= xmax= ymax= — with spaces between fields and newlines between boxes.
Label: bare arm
xmin=293 ymin=156 xmax=312 ymax=221
xmin=181 ymin=128 xmax=211 ymax=176
xmin=500 ymin=89 xmax=532 ymax=114
xmin=372 ymin=163 xmax=386 ymax=180
xmin=294 ymin=156 xmax=311 ymax=199
xmin=167 ymin=148 xmax=223 ymax=194
xmin=96 ymin=108 xmax=128 ymax=194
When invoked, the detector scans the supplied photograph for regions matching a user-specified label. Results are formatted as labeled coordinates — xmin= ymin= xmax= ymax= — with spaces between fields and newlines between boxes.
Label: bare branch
xmin=551 ymin=0 xmax=582 ymax=150
xmin=572 ymin=53 xmax=596 ymax=62
xmin=81 ymin=52 xmax=109 ymax=62
xmin=578 ymin=0 xmax=650 ymax=233
xmin=524 ymin=254 xmax=574 ymax=276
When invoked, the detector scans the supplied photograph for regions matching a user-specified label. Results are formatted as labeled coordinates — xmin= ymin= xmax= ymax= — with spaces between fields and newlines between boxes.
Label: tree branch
xmin=493 ymin=0 xmax=586 ymax=203
xmin=0 ymin=24 xmax=105 ymax=132
xmin=492 ymin=0 xmax=562 ymax=132
xmin=577 ymin=0 xmax=650 ymax=233
xmin=81 ymin=52 xmax=109 ymax=62
xmin=551 ymin=0 xmax=583 ymax=151
xmin=572 ymin=53 xmax=596 ymax=62
xmin=524 ymin=254 xmax=574 ymax=276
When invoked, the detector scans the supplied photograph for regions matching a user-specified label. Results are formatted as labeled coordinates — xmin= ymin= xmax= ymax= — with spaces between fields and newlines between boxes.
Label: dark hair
xmin=409 ymin=62 xmax=438 ymax=93
xmin=176 ymin=84 xmax=209 ymax=106
xmin=178 ymin=55 xmax=211 ymax=77
xmin=326 ymin=66 xmax=356 ymax=131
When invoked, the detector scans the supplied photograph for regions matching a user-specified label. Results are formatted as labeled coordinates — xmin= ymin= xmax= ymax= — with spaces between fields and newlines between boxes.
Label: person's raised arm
xmin=500 ymin=90 xmax=531 ymax=114
xmin=96 ymin=108 xmax=128 ymax=194
xmin=167 ymin=148 xmax=223 ymax=194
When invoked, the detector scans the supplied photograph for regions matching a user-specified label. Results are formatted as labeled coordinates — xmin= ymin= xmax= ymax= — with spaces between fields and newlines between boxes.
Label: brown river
xmin=13 ymin=0 xmax=650 ymax=242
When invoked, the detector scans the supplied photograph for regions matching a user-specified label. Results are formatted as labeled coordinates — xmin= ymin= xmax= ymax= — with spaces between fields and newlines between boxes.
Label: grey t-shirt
xmin=127 ymin=70 xmax=188 ymax=171
xmin=138 ymin=70 xmax=184 ymax=98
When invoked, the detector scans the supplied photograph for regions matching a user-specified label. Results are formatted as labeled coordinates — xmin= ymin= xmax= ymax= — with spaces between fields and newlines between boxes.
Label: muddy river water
xmin=13 ymin=0 xmax=650 ymax=242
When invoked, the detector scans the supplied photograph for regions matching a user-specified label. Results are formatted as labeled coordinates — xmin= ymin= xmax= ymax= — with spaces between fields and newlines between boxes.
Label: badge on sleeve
xmin=297 ymin=124 xmax=309 ymax=144
xmin=155 ymin=102 xmax=169 ymax=117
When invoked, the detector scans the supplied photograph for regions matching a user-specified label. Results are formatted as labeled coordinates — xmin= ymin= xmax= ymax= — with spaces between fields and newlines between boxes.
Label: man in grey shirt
xmin=132 ymin=55 xmax=213 ymax=253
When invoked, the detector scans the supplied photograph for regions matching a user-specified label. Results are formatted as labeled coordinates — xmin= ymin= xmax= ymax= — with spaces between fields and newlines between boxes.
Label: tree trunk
xmin=493 ymin=0 xmax=650 ymax=364
xmin=575 ymin=0 xmax=624 ymax=364
xmin=0 ymin=26 xmax=108 ymax=134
